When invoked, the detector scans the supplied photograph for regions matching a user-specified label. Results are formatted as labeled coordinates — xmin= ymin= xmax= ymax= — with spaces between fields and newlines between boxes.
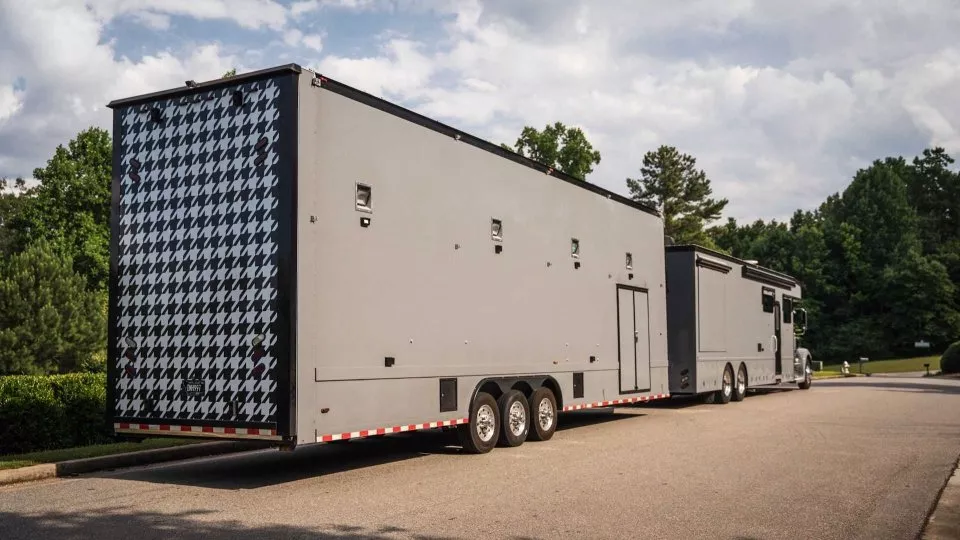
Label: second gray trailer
xmin=664 ymin=245 xmax=813 ymax=403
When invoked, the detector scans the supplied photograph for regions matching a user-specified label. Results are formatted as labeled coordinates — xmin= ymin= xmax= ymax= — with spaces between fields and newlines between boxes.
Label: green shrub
xmin=79 ymin=349 xmax=107 ymax=374
xmin=0 ymin=373 xmax=109 ymax=454
xmin=52 ymin=373 xmax=111 ymax=448
xmin=942 ymin=342 xmax=960 ymax=375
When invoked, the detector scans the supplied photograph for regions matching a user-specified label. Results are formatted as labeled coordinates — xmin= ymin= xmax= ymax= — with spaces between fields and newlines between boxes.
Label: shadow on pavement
xmin=95 ymin=408 xmax=639 ymax=490
xmin=816 ymin=379 xmax=960 ymax=395
xmin=0 ymin=507 xmax=495 ymax=540
xmin=557 ymin=407 xmax=641 ymax=429
xmin=101 ymin=429 xmax=458 ymax=490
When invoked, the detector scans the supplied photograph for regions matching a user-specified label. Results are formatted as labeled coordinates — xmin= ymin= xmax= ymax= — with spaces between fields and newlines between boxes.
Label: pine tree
xmin=0 ymin=240 xmax=106 ymax=375
xmin=627 ymin=145 xmax=728 ymax=245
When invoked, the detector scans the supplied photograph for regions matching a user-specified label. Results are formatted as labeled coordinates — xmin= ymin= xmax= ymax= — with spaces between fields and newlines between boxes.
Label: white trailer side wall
xmin=295 ymin=73 xmax=669 ymax=443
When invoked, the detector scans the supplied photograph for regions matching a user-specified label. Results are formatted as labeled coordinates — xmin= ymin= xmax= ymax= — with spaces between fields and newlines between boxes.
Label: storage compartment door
xmin=634 ymin=290 xmax=651 ymax=392
xmin=618 ymin=288 xmax=637 ymax=393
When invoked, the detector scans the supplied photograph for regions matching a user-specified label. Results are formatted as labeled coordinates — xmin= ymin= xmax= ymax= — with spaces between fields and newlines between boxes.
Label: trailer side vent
xmin=439 ymin=378 xmax=457 ymax=412
xmin=149 ymin=107 xmax=163 ymax=124
xmin=491 ymin=218 xmax=502 ymax=241
xmin=573 ymin=372 xmax=584 ymax=398
xmin=384 ymin=356 xmax=395 ymax=367
xmin=231 ymin=90 xmax=244 ymax=107
xmin=356 ymin=183 xmax=372 ymax=212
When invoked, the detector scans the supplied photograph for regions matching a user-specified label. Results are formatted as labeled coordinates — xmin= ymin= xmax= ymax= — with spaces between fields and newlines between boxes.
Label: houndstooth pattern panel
xmin=114 ymin=78 xmax=282 ymax=425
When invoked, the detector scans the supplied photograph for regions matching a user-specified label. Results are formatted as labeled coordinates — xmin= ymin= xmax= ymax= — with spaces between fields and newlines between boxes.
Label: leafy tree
xmin=907 ymin=148 xmax=960 ymax=252
xmin=839 ymin=159 xmax=920 ymax=269
xmin=11 ymin=127 xmax=112 ymax=291
xmin=0 ymin=240 xmax=106 ymax=375
xmin=628 ymin=145 xmax=728 ymax=246
xmin=503 ymin=121 xmax=601 ymax=180
xmin=0 ymin=177 xmax=29 ymax=255
xmin=222 ymin=68 xmax=237 ymax=78
xmin=882 ymin=252 xmax=959 ymax=352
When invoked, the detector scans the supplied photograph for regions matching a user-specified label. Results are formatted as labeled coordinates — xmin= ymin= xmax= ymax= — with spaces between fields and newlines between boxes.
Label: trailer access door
xmin=618 ymin=286 xmax=652 ymax=394
xmin=106 ymin=67 xmax=299 ymax=441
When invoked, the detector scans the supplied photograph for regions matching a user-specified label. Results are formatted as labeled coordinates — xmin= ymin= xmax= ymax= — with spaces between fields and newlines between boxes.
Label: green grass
xmin=0 ymin=438 xmax=197 ymax=471
xmin=820 ymin=355 xmax=941 ymax=375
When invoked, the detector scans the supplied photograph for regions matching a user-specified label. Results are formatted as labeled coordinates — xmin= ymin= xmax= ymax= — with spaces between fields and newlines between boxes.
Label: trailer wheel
xmin=732 ymin=363 xmax=747 ymax=402
xmin=798 ymin=370 xmax=812 ymax=390
xmin=458 ymin=391 xmax=500 ymax=454
xmin=527 ymin=387 xmax=558 ymax=442
xmin=497 ymin=390 xmax=530 ymax=447
xmin=717 ymin=364 xmax=734 ymax=404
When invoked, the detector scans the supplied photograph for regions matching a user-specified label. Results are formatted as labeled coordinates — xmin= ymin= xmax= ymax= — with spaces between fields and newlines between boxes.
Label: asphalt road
xmin=2 ymin=376 xmax=960 ymax=540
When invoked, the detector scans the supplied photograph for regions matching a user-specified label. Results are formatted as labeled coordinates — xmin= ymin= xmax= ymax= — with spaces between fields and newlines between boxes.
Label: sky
xmin=1 ymin=0 xmax=959 ymax=222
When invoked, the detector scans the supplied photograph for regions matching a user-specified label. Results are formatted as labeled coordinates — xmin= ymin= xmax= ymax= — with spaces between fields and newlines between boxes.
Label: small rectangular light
xmin=626 ymin=252 xmax=633 ymax=270
xmin=571 ymin=238 xmax=580 ymax=258
xmin=491 ymin=218 xmax=502 ymax=241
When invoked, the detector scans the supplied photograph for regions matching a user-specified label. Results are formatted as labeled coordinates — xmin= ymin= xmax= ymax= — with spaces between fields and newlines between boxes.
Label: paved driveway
xmin=2 ymin=376 xmax=959 ymax=540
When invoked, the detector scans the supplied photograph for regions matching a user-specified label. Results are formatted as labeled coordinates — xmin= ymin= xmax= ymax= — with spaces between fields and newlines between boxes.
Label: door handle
xmin=772 ymin=335 xmax=779 ymax=352
xmin=634 ymin=330 xmax=639 ymax=343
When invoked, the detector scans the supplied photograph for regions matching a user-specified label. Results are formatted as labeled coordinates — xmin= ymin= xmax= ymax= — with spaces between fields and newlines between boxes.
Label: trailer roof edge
xmin=667 ymin=244 xmax=799 ymax=285
xmin=106 ymin=64 xmax=303 ymax=109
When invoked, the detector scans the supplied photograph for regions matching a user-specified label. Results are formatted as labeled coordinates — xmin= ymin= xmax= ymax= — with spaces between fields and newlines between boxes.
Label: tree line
xmin=0 ymin=119 xmax=957 ymax=375
xmin=506 ymin=124 xmax=960 ymax=361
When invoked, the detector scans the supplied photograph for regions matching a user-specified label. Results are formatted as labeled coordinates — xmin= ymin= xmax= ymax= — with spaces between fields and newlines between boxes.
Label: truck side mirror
xmin=794 ymin=308 xmax=807 ymax=335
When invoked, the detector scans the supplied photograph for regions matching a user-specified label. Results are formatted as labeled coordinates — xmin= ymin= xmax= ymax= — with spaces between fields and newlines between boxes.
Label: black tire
xmin=798 ymin=370 xmax=812 ymax=390
xmin=497 ymin=390 xmax=530 ymax=447
xmin=457 ymin=391 xmax=500 ymax=454
xmin=527 ymin=387 xmax=558 ymax=442
xmin=717 ymin=364 xmax=734 ymax=404
xmin=732 ymin=363 xmax=747 ymax=402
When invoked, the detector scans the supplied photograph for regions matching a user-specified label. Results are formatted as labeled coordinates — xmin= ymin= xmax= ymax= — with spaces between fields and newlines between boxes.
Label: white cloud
xmin=0 ymin=85 xmax=24 ymax=125
xmin=290 ymin=0 xmax=319 ymax=16
xmin=0 ymin=0 xmax=236 ymax=177
xmin=318 ymin=39 xmax=435 ymax=98
xmin=284 ymin=28 xmax=304 ymax=48
xmin=302 ymin=34 xmax=324 ymax=52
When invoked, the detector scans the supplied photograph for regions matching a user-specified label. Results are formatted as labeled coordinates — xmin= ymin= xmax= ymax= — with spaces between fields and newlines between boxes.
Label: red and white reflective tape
xmin=114 ymin=422 xmax=280 ymax=439
xmin=317 ymin=418 xmax=468 ymax=443
xmin=561 ymin=393 xmax=669 ymax=411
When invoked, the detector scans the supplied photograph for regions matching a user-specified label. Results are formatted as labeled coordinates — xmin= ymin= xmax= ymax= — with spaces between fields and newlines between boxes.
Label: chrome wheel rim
xmin=538 ymin=398 xmax=554 ymax=431
xmin=737 ymin=368 xmax=746 ymax=395
xmin=508 ymin=400 xmax=526 ymax=437
xmin=723 ymin=369 xmax=732 ymax=397
xmin=476 ymin=404 xmax=496 ymax=442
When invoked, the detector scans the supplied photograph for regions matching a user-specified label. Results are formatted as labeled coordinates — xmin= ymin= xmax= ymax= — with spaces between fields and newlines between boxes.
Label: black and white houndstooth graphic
xmin=114 ymin=78 xmax=283 ymax=425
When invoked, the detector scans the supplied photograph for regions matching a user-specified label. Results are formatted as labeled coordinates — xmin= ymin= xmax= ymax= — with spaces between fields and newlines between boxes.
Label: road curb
xmin=0 ymin=441 xmax=259 ymax=487
xmin=922 ymin=454 xmax=960 ymax=539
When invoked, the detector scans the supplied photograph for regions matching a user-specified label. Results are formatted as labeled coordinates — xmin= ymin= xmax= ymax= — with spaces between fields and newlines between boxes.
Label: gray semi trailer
xmin=105 ymin=63 xmax=811 ymax=455
xmin=665 ymin=245 xmax=813 ymax=404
